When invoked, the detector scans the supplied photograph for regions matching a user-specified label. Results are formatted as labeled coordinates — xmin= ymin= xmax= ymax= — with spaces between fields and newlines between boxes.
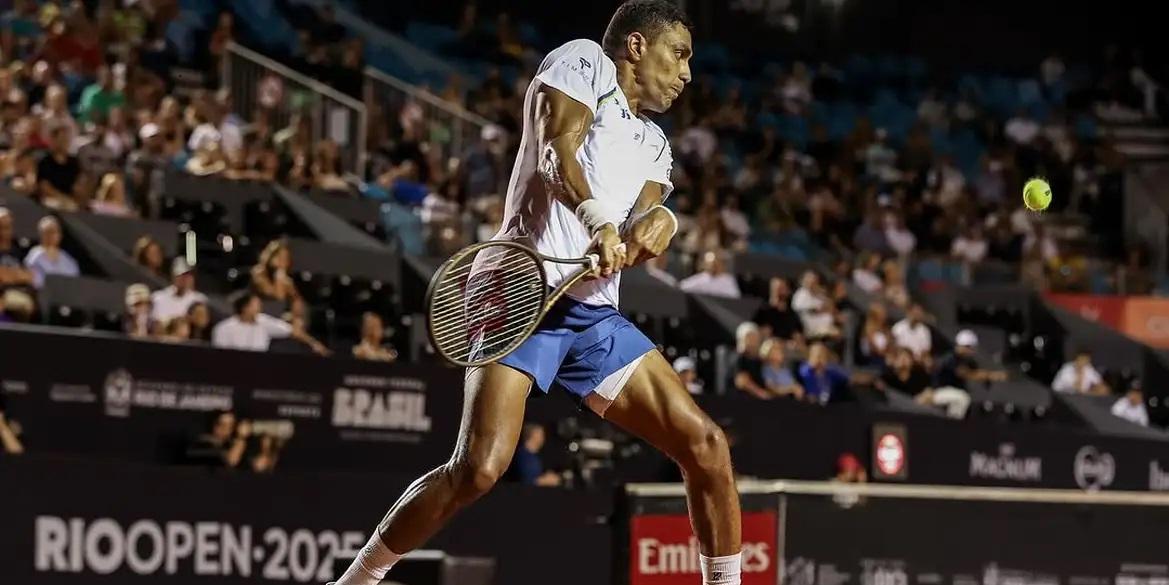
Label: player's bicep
xmin=534 ymin=84 xmax=594 ymax=156
xmin=632 ymin=180 xmax=667 ymax=215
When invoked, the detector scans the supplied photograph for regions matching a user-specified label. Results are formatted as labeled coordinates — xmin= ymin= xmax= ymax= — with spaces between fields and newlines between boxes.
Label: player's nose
xmin=679 ymin=64 xmax=692 ymax=84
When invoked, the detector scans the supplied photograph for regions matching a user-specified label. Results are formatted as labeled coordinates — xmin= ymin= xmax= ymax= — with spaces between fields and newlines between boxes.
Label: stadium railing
xmin=363 ymin=66 xmax=491 ymax=169
xmin=223 ymin=42 xmax=368 ymax=175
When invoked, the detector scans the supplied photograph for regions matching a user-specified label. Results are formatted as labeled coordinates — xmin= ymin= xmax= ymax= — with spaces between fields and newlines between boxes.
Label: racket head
xmin=425 ymin=241 xmax=549 ymax=367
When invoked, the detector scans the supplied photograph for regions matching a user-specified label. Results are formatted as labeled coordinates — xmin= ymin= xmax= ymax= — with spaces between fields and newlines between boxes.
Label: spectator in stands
xmin=679 ymin=250 xmax=741 ymax=298
xmin=891 ymin=303 xmax=932 ymax=364
xmin=1111 ymin=382 xmax=1149 ymax=427
xmin=760 ymin=338 xmax=804 ymax=400
xmin=752 ymin=277 xmax=804 ymax=348
xmin=186 ymin=302 xmax=212 ymax=343
xmin=312 ymin=140 xmax=349 ymax=193
xmin=123 ymin=283 xmax=153 ymax=339
xmin=0 ymin=395 xmax=24 ymax=455
xmin=151 ymin=257 xmax=208 ymax=325
xmin=186 ymin=410 xmax=249 ymax=469
xmin=732 ymin=322 xmax=769 ymax=399
xmin=877 ymin=347 xmax=934 ymax=405
xmin=36 ymin=124 xmax=82 ymax=210
xmin=951 ymin=223 xmax=989 ymax=265
xmin=512 ymin=423 xmax=561 ymax=487
xmin=859 ymin=302 xmax=892 ymax=367
xmin=23 ymin=215 xmax=78 ymax=289
xmin=645 ymin=253 xmax=677 ymax=287
xmin=251 ymin=240 xmax=302 ymax=307
xmin=793 ymin=270 xmax=842 ymax=345
xmin=673 ymin=356 xmax=704 ymax=395
xmin=212 ymin=293 xmax=327 ymax=355
xmin=159 ymin=316 xmax=190 ymax=343
xmin=38 ymin=84 xmax=77 ymax=146
xmin=1051 ymin=349 xmax=1110 ymax=395
xmin=126 ymin=122 xmax=169 ymax=215
xmin=797 ymin=342 xmax=850 ymax=405
xmin=852 ymin=211 xmax=890 ymax=256
xmin=834 ymin=453 xmax=867 ymax=484
xmin=185 ymin=132 xmax=226 ymax=176
xmin=851 ymin=251 xmax=884 ymax=294
xmin=0 ymin=207 xmax=33 ymax=290
xmin=933 ymin=330 xmax=1005 ymax=418
xmin=90 ymin=172 xmax=134 ymax=216
xmin=131 ymin=235 xmax=166 ymax=280
xmin=76 ymin=115 xmax=119 ymax=178
xmin=884 ymin=211 xmax=917 ymax=259
xmin=77 ymin=64 xmax=125 ymax=123
xmin=881 ymin=260 xmax=910 ymax=311
xmin=352 ymin=312 xmax=398 ymax=362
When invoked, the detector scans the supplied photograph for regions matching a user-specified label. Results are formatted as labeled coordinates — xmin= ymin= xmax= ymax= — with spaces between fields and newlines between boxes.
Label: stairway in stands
xmin=1105 ymin=117 xmax=1169 ymax=162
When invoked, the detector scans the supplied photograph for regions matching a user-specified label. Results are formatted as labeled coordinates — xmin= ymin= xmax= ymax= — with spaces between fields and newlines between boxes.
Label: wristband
xmin=649 ymin=204 xmax=679 ymax=239
xmin=575 ymin=199 xmax=618 ymax=235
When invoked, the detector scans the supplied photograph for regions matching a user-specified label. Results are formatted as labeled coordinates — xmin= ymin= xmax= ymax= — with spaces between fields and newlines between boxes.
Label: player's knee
xmin=678 ymin=421 xmax=732 ymax=479
xmin=447 ymin=457 xmax=506 ymax=503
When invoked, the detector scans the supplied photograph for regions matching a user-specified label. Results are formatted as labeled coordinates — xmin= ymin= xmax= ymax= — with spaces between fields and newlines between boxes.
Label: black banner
xmin=0 ymin=456 xmax=612 ymax=585
xmin=0 ymin=325 xmax=463 ymax=475
xmin=781 ymin=492 xmax=1169 ymax=585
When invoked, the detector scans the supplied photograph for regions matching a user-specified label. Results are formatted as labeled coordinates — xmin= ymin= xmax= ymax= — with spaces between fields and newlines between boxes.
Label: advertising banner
xmin=1122 ymin=297 xmax=1169 ymax=348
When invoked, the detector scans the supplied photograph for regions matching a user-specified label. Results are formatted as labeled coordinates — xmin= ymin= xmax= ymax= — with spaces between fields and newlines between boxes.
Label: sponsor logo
xmin=982 ymin=563 xmax=1060 ymax=585
xmin=969 ymin=443 xmax=1043 ymax=482
xmin=630 ymin=512 xmax=775 ymax=584
xmin=1151 ymin=461 xmax=1169 ymax=491
xmin=875 ymin=433 xmax=905 ymax=476
xmin=1074 ymin=446 xmax=1116 ymax=491
xmin=861 ymin=559 xmax=907 ymax=585
xmin=103 ymin=369 xmax=233 ymax=418
xmin=2 ymin=379 xmax=29 ymax=394
xmin=579 ymin=57 xmax=592 ymax=69
xmin=332 ymin=375 xmax=432 ymax=435
xmin=49 ymin=384 xmax=97 ymax=404
xmin=1117 ymin=563 xmax=1169 ymax=585
xmin=783 ymin=557 xmax=817 ymax=585
xmin=34 ymin=516 xmax=363 ymax=581
xmin=251 ymin=389 xmax=323 ymax=420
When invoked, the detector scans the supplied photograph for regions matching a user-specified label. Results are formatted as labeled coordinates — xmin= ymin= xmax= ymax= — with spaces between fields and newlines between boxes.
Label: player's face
xmin=637 ymin=23 xmax=692 ymax=113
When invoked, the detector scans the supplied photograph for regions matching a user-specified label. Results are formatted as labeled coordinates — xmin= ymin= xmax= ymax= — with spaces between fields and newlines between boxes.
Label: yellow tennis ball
xmin=1023 ymin=178 xmax=1052 ymax=211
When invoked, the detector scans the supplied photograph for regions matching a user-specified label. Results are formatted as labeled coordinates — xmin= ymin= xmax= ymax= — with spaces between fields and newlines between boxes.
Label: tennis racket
xmin=425 ymin=240 xmax=618 ymax=367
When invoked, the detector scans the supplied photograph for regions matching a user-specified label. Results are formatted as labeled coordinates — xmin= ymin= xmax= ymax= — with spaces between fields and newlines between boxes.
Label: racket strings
xmin=428 ymin=244 xmax=547 ymax=365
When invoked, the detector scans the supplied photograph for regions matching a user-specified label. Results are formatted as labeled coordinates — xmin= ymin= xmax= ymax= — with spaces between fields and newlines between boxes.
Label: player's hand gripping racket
xmin=426 ymin=240 xmax=620 ymax=367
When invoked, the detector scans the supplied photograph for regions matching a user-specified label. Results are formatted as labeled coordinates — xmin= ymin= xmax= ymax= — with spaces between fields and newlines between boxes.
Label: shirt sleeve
xmin=646 ymin=122 xmax=675 ymax=198
xmin=534 ymin=39 xmax=610 ymax=117
xmin=1051 ymin=364 xmax=1075 ymax=393
xmin=257 ymin=314 xmax=293 ymax=339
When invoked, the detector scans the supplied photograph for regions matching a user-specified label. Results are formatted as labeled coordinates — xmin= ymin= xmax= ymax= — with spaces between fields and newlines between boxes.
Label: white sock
xmin=334 ymin=531 xmax=402 ymax=585
xmin=700 ymin=552 xmax=742 ymax=585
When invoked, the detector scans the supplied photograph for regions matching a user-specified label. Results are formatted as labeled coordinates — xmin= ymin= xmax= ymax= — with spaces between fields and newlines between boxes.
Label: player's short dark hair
xmin=602 ymin=0 xmax=691 ymax=57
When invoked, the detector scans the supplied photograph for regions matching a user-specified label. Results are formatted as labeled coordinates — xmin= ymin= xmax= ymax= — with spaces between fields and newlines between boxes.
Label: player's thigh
xmin=603 ymin=350 xmax=720 ymax=461
xmin=450 ymin=363 xmax=532 ymax=468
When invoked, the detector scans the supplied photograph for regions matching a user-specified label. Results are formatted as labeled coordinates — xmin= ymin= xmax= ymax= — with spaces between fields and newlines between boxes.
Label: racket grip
xmin=586 ymin=243 xmax=626 ymax=272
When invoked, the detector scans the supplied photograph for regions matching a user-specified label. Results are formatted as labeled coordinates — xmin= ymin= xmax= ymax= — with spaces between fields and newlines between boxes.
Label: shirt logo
xmin=579 ymin=57 xmax=591 ymax=69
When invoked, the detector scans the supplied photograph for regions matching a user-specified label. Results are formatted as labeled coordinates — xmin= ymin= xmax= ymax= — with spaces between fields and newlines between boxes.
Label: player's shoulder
xmin=541 ymin=39 xmax=613 ymax=71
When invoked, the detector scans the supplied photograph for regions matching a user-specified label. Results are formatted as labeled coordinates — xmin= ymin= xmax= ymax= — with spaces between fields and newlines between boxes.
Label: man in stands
xmin=891 ymin=303 xmax=932 ymax=363
xmin=932 ymin=330 xmax=1005 ymax=419
xmin=212 ymin=292 xmax=328 ymax=355
xmin=1111 ymin=381 xmax=1149 ymax=427
xmin=0 ymin=207 xmax=33 ymax=290
xmin=1051 ymin=348 xmax=1110 ymax=395
xmin=679 ymin=249 xmax=741 ymax=298
xmin=510 ymin=423 xmax=562 ymax=487
xmin=36 ymin=125 xmax=82 ymax=210
xmin=752 ymin=276 xmax=804 ymax=348
xmin=151 ymin=257 xmax=208 ymax=325
xmin=23 ymin=215 xmax=78 ymax=289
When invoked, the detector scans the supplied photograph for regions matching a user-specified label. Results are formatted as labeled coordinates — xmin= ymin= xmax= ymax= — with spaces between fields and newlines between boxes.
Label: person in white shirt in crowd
xmin=151 ymin=257 xmax=209 ymax=325
xmin=951 ymin=223 xmax=989 ymax=265
xmin=883 ymin=210 xmax=916 ymax=258
xmin=352 ymin=312 xmax=398 ymax=362
xmin=1051 ymin=349 xmax=1110 ymax=395
xmin=23 ymin=215 xmax=79 ymax=289
xmin=123 ymin=283 xmax=155 ymax=339
xmin=679 ymin=250 xmax=741 ymax=298
xmin=1004 ymin=108 xmax=1041 ymax=146
xmin=792 ymin=270 xmax=839 ymax=339
xmin=673 ymin=356 xmax=704 ymax=395
xmin=851 ymin=251 xmax=884 ymax=294
xmin=1111 ymin=383 xmax=1149 ymax=427
xmin=212 ymin=293 xmax=328 ymax=355
xmin=891 ymin=303 xmax=932 ymax=364
xmin=1023 ymin=221 xmax=1058 ymax=262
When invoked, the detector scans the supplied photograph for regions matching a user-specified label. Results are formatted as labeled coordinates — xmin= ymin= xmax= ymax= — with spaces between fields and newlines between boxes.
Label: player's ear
xmin=626 ymin=32 xmax=647 ymax=62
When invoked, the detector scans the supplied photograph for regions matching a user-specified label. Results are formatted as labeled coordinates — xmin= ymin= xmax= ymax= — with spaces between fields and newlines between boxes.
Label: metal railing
xmin=223 ymin=43 xmax=368 ymax=175
xmin=363 ymin=66 xmax=491 ymax=173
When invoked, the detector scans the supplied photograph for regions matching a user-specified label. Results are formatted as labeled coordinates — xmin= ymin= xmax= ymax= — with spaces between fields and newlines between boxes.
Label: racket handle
xmin=585 ymin=243 xmax=626 ymax=272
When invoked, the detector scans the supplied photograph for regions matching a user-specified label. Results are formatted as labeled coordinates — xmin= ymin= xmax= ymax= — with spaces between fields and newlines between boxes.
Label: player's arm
xmin=621 ymin=181 xmax=679 ymax=268
xmin=533 ymin=85 xmax=625 ymax=277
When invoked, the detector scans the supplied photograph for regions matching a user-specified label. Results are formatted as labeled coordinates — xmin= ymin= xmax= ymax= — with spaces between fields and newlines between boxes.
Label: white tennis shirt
xmin=495 ymin=39 xmax=674 ymax=308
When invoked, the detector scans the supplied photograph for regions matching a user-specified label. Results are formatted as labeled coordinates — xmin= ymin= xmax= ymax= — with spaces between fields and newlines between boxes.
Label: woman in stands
xmin=251 ymin=239 xmax=303 ymax=311
xmin=131 ymin=235 xmax=166 ymax=280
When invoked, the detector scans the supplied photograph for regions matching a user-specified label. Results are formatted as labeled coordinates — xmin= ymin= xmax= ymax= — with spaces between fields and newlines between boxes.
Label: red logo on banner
xmin=876 ymin=433 xmax=906 ymax=476
xmin=1123 ymin=298 xmax=1169 ymax=349
xmin=630 ymin=511 xmax=776 ymax=585
xmin=1044 ymin=294 xmax=1125 ymax=328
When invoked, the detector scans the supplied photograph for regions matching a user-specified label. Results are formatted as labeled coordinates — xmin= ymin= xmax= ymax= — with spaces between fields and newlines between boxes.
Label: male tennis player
xmin=332 ymin=2 xmax=742 ymax=584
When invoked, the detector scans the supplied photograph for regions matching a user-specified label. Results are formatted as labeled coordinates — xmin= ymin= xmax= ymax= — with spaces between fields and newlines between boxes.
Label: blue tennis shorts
xmin=496 ymin=294 xmax=656 ymax=414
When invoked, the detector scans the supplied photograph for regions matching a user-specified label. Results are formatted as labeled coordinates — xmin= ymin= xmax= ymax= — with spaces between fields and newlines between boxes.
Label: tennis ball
xmin=1023 ymin=178 xmax=1052 ymax=211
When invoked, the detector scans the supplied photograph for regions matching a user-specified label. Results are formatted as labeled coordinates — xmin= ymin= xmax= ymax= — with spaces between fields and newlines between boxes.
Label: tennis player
xmin=332 ymin=2 xmax=742 ymax=584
